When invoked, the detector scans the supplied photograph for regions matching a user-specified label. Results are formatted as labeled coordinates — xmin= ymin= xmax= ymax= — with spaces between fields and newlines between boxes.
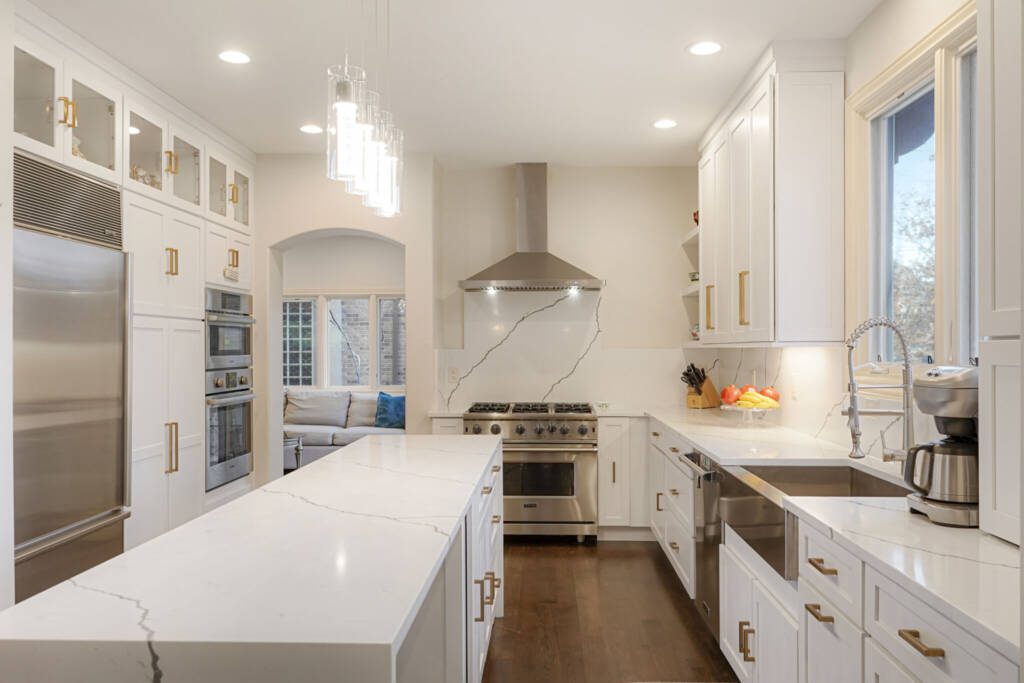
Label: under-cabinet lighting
xmin=567 ymin=286 xmax=581 ymax=297
xmin=485 ymin=286 xmax=498 ymax=296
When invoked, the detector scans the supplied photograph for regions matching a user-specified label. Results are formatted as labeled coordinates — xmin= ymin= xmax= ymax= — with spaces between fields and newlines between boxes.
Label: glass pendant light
xmin=326 ymin=64 xmax=366 ymax=181
xmin=347 ymin=90 xmax=380 ymax=196
xmin=376 ymin=128 xmax=403 ymax=217
xmin=365 ymin=110 xmax=393 ymax=209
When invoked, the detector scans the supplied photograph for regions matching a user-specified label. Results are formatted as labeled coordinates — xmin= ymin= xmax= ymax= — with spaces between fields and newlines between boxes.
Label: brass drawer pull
xmin=804 ymin=603 xmax=834 ymax=624
xmin=491 ymin=514 xmax=501 ymax=524
xmin=58 ymin=96 xmax=71 ymax=125
xmin=473 ymin=579 xmax=486 ymax=622
xmin=611 ymin=461 xmax=616 ymax=483
xmin=67 ymin=99 xmax=78 ymax=128
xmin=228 ymin=248 xmax=239 ymax=268
xmin=739 ymin=621 xmax=755 ymax=662
xmin=669 ymin=541 xmax=679 ymax=551
xmin=738 ymin=270 xmax=750 ymax=325
xmin=481 ymin=485 xmax=493 ymax=495
xmin=898 ymin=629 xmax=945 ymax=658
xmin=651 ymin=431 xmax=660 ymax=437
xmin=669 ymin=446 xmax=679 ymax=453
xmin=808 ymin=557 xmax=839 ymax=576
xmin=670 ymin=488 xmax=679 ymax=496
xmin=229 ymin=183 xmax=240 ymax=204
xmin=491 ymin=464 xmax=501 ymax=473
xmin=484 ymin=571 xmax=497 ymax=604
xmin=164 ymin=422 xmax=175 ymax=473
xmin=655 ymin=492 xmax=664 ymax=511
xmin=165 ymin=247 xmax=178 ymax=275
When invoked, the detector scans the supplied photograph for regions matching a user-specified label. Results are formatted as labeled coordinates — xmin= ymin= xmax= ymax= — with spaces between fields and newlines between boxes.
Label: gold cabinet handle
xmin=164 ymin=150 xmax=175 ymax=174
xmin=705 ymin=284 xmax=715 ymax=330
xmin=807 ymin=557 xmax=839 ymax=576
xmin=491 ymin=514 xmax=501 ymax=524
xmin=173 ymin=422 xmax=180 ymax=473
xmin=228 ymin=248 xmax=239 ymax=268
xmin=655 ymin=492 xmax=664 ymax=511
xmin=473 ymin=579 xmax=486 ymax=622
xmin=898 ymin=629 xmax=945 ymax=658
xmin=58 ymin=96 xmax=71 ymax=125
xmin=669 ymin=446 xmax=679 ymax=453
xmin=804 ymin=603 xmax=834 ymax=624
xmin=491 ymin=464 xmax=501 ymax=473
xmin=739 ymin=621 xmax=755 ymax=662
xmin=669 ymin=541 xmax=679 ymax=551
xmin=651 ymin=431 xmax=661 ymax=437
xmin=229 ymin=183 xmax=239 ymax=204
xmin=611 ymin=461 xmax=616 ymax=483
xmin=482 ymin=485 xmax=493 ymax=495
xmin=670 ymin=488 xmax=680 ymax=496
xmin=165 ymin=247 xmax=179 ymax=275
xmin=484 ymin=571 xmax=497 ymax=605
xmin=738 ymin=270 xmax=750 ymax=325
xmin=67 ymin=99 xmax=78 ymax=128
xmin=172 ymin=152 xmax=180 ymax=175
xmin=164 ymin=422 xmax=175 ymax=473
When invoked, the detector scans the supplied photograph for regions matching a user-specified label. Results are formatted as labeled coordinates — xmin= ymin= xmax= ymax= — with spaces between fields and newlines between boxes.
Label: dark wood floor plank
xmin=483 ymin=538 xmax=738 ymax=683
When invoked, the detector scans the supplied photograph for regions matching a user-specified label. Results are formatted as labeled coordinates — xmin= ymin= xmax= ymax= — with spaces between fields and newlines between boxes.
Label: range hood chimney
xmin=458 ymin=163 xmax=604 ymax=291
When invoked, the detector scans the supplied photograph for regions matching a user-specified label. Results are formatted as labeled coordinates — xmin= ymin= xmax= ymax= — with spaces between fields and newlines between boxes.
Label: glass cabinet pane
xmin=173 ymin=136 xmax=201 ymax=206
xmin=14 ymin=47 xmax=55 ymax=147
xmin=232 ymin=170 xmax=250 ymax=226
xmin=70 ymin=79 xmax=116 ymax=171
xmin=208 ymin=156 xmax=228 ymax=217
xmin=127 ymin=112 xmax=163 ymax=190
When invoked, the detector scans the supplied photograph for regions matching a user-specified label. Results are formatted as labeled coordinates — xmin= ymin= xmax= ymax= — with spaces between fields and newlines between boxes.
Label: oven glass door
xmin=502 ymin=447 xmax=597 ymax=524
xmin=207 ymin=320 xmax=252 ymax=368
xmin=207 ymin=393 xmax=253 ymax=490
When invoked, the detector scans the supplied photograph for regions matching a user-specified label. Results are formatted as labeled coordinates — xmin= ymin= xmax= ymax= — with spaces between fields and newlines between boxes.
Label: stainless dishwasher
xmin=673 ymin=449 xmax=721 ymax=637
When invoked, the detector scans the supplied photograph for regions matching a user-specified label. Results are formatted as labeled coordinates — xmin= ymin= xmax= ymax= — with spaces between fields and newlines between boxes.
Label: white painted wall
xmin=253 ymin=153 xmax=437 ymax=485
xmin=437 ymin=165 xmax=703 ymax=410
xmin=845 ymin=0 xmax=969 ymax=94
xmin=282 ymin=234 xmax=405 ymax=293
xmin=0 ymin=0 xmax=14 ymax=610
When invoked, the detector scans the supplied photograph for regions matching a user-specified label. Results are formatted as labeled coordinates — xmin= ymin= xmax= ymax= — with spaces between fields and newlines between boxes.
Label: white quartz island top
xmin=784 ymin=496 xmax=1020 ymax=662
xmin=0 ymin=435 xmax=502 ymax=682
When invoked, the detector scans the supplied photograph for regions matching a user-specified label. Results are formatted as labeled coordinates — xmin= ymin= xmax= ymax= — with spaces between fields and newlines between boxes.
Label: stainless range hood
xmin=458 ymin=163 xmax=604 ymax=292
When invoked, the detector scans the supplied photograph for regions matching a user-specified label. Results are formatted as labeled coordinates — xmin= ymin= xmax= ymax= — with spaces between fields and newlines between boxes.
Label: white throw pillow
xmin=347 ymin=392 xmax=379 ymax=428
xmin=284 ymin=390 xmax=351 ymax=427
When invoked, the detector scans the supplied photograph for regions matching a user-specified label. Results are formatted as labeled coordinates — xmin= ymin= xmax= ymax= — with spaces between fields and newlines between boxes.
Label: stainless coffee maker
xmin=905 ymin=366 xmax=979 ymax=527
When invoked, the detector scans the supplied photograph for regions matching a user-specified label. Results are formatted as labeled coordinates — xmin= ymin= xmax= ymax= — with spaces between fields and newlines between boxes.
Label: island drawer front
xmin=474 ymin=449 xmax=503 ymax=528
xmin=799 ymin=581 xmax=863 ymax=683
xmin=798 ymin=521 xmax=862 ymax=627
xmin=864 ymin=636 xmax=920 ymax=682
xmin=664 ymin=457 xmax=694 ymax=532
xmin=648 ymin=419 xmax=668 ymax=453
xmin=664 ymin=507 xmax=695 ymax=597
xmin=864 ymin=567 xmax=1018 ymax=683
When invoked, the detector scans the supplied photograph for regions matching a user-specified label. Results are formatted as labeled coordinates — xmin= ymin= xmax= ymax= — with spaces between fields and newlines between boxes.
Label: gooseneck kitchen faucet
xmin=843 ymin=317 xmax=914 ymax=468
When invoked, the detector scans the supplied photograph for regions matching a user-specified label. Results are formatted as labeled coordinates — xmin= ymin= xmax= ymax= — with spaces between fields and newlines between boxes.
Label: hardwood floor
xmin=483 ymin=538 xmax=738 ymax=683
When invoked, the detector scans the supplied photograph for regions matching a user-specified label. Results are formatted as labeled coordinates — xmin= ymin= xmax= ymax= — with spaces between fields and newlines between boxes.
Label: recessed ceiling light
xmin=128 ymin=126 xmax=141 ymax=135
xmin=653 ymin=119 xmax=678 ymax=129
xmin=218 ymin=50 xmax=250 ymax=64
xmin=688 ymin=41 xmax=722 ymax=56
xmin=299 ymin=124 xmax=323 ymax=135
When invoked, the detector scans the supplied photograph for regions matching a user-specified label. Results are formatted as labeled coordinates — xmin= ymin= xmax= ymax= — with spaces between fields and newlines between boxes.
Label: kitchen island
xmin=0 ymin=435 xmax=504 ymax=683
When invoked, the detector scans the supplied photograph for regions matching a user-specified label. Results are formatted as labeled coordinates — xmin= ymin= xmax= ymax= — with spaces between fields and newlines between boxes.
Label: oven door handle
xmin=207 ymin=392 xmax=256 ymax=407
xmin=504 ymin=445 xmax=598 ymax=453
xmin=206 ymin=312 xmax=256 ymax=325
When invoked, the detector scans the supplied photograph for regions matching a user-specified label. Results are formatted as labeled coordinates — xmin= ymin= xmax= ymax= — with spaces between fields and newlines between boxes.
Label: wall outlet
xmin=447 ymin=367 xmax=460 ymax=383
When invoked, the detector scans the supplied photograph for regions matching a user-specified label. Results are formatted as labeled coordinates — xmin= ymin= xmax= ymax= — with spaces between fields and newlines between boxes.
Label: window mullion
xmin=934 ymin=46 xmax=959 ymax=365
xmin=369 ymin=294 xmax=379 ymax=392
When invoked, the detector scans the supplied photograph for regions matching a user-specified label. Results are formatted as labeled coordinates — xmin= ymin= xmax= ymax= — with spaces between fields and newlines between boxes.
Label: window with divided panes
xmin=282 ymin=299 xmax=315 ymax=386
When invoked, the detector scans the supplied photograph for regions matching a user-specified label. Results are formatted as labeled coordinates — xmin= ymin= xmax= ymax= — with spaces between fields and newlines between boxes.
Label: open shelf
xmin=681 ymin=225 xmax=700 ymax=248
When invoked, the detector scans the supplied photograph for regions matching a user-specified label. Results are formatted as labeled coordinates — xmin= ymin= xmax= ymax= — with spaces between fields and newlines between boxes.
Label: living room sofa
xmin=282 ymin=389 xmax=405 ymax=469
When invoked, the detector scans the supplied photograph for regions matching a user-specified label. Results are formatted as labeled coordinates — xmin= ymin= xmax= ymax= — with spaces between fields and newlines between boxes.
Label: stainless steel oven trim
xmin=206 ymin=391 xmax=256 ymax=407
xmin=205 ymin=316 xmax=254 ymax=370
xmin=206 ymin=312 xmax=255 ymax=325
xmin=205 ymin=391 xmax=254 ymax=491
xmin=206 ymin=287 xmax=253 ymax=316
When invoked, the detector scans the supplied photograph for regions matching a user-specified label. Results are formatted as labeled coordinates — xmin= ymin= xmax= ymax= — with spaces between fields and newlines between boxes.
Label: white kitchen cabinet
xmin=627 ymin=418 xmax=650 ymax=528
xmin=124 ymin=98 xmax=205 ymax=214
xmin=719 ymin=542 xmax=755 ymax=682
xmin=697 ymin=48 xmax=844 ymax=345
xmin=647 ymin=433 xmax=667 ymax=543
xmin=431 ymin=417 xmax=464 ymax=435
xmin=206 ymin=220 xmax=253 ymax=291
xmin=978 ymin=338 xmax=1021 ymax=544
xmin=751 ymin=580 xmax=798 ymax=683
xmin=864 ymin=637 xmax=919 ymax=683
xmin=123 ymin=191 xmax=204 ymax=319
xmin=597 ymin=417 xmax=630 ymax=526
xmin=467 ymin=449 xmax=503 ymax=683
xmin=977 ymin=0 xmax=1022 ymax=338
xmin=206 ymin=145 xmax=253 ymax=234
xmin=125 ymin=316 xmax=205 ymax=549
xmin=664 ymin=508 xmax=694 ymax=597
xmin=798 ymin=581 xmax=861 ymax=683
xmin=13 ymin=35 xmax=122 ymax=184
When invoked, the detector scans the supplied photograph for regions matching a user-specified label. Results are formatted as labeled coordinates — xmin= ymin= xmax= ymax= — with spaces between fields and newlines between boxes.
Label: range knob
xmin=533 ymin=424 xmax=545 ymax=436
xmin=577 ymin=424 xmax=589 ymax=436
xmin=239 ymin=376 xmax=249 ymax=385
xmin=472 ymin=424 xmax=483 ymax=435
xmin=559 ymin=425 xmax=570 ymax=435
xmin=547 ymin=424 xmax=558 ymax=434
xmin=515 ymin=424 xmax=526 ymax=435
xmin=490 ymin=423 xmax=502 ymax=435
xmin=214 ymin=377 xmax=225 ymax=388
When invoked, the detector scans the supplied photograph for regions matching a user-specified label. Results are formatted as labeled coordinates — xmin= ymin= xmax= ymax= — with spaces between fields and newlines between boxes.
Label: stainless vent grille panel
xmin=13 ymin=153 xmax=122 ymax=249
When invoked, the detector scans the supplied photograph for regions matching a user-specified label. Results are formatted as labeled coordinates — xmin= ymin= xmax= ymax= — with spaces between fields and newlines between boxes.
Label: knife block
xmin=686 ymin=378 xmax=721 ymax=409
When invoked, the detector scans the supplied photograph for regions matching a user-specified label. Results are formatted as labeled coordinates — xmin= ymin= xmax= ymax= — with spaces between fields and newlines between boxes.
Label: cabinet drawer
xmin=664 ymin=459 xmax=694 ymax=530
xmin=865 ymin=636 xmax=919 ymax=682
xmin=648 ymin=420 xmax=667 ymax=452
xmin=799 ymin=581 xmax=861 ymax=683
xmin=798 ymin=521 xmax=862 ymax=626
xmin=864 ymin=567 xmax=1018 ymax=683
xmin=665 ymin=507 xmax=695 ymax=597
xmin=474 ymin=457 xmax=502 ymax=529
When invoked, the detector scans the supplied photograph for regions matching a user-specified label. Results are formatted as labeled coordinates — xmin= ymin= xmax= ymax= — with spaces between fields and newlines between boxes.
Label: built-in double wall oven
xmin=205 ymin=288 xmax=255 ymax=491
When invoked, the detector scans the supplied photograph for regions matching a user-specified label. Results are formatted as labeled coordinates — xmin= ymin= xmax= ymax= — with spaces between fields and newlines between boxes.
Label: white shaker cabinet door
xmin=123 ymin=193 xmax=168 ymax=317
xmin=597 ymin=418 xmax=630 ymax=526
xmin=864 ymin=637 xmax=919 ymax=683
xmin=751 ymin=579 xmax=797 ymax=683
xmin=164 ymin=208 xmax=204 ymax=319
xmin=719 ymin=543 xmax=754 ymax=682
xmin=799 ymin=581 xmax=861 ymax=683
xmin=166 ymin=319 xmax=206 ymax=527
xmin=978 ymin=338 xmax=1021 ymax=544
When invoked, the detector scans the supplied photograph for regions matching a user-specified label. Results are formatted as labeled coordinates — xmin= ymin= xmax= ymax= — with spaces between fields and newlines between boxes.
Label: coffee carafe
xmin=905 ymin=366 xmax=979 ymax=527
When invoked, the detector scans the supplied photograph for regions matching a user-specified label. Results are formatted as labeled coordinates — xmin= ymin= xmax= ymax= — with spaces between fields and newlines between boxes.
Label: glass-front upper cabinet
xmin=126 ymin=106 xmax=165 ymax=191
xmin=206 ymin=147 xmax=252 ymax=233
xmin=125 ymin=99 xmax=205 ymax=212
xmin=170 ymin=125 xmax=203 ymax=210
xmin=231 ymin=168 xmax=251 ymax=228
xmin=62 ymin=63 xmax=122 ymax=184
xmin=208 ymin=152 xmax=229 ymax=221
xmin=13 ymin=42 xmax=58 ymax=155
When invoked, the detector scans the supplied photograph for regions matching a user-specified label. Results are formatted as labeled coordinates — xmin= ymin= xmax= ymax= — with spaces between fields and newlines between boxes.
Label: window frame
xmin=282 ymin=297 xmax=317 ymax=387
xmin=283 ymin=290 xmax=406 ymax=393
xmin=850 ymin=7 xmax=978 ymax=367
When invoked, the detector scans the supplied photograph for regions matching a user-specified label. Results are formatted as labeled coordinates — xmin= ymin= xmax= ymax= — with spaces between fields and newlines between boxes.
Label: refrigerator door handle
xmin=14 ymin=509 xmax=131 ymax=565
xmin=123 ymin=251 xmax=133 ymax=508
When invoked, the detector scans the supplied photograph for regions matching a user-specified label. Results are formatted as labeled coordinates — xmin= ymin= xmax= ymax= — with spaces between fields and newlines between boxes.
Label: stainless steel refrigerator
xmin=12 ymin=155 xmax=130 ymax=602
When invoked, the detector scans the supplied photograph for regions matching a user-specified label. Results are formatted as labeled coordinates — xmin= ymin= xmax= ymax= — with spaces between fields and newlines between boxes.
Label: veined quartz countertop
xmin=784 ymin=496 xmax=1020 ymax=661
xmin=0 ymin=435 xmax=502 ymax=682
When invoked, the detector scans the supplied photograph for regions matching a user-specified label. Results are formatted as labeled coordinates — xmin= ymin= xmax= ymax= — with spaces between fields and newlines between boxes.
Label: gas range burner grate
xmin=466 ymin=402 xmax=511 ymax=414
xmin=553 ymin=403 xmax=593 ymax=414
xmin=511 ymin=402 xmax=551 ymax=414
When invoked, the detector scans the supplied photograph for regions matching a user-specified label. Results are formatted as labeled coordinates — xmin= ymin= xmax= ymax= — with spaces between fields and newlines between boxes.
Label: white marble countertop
xmin=784 ymin=496 xmax=1020 ymax=661
xmin=0 ymin=435 xmax=502 ymax=681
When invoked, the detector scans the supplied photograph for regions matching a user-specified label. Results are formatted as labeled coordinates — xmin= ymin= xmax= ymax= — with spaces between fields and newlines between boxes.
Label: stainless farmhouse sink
xmin=716 ymin=464 xmax=909 ymax=580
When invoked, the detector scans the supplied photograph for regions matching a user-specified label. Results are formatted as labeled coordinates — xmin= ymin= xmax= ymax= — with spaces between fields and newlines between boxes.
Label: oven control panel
xmin=463 ymin=419 xmax=597 ymax=443
xmin=206 ymin=367 xmax=253 ymax=395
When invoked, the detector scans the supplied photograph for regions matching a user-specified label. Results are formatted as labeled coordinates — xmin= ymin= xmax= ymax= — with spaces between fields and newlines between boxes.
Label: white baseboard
xmin=597 ymin=527 xmax=655 ymax=542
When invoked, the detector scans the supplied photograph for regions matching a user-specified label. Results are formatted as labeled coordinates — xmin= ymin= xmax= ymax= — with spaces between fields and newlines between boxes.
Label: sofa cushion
xmin=284 ymin=390 xmax=350 ymax=427
xmin=332 ymin=426 xmax=405 ymax=446
xmin=374 ymin=392 xmax=406 ymax=429
xmin=283 ymin=424 xmax=339 ymax=447
xmin=346 ymin=392 xmax=379 ymax=428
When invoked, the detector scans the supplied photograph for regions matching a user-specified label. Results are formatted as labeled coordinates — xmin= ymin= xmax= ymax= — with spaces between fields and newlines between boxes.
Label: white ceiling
xmin=29 ymin=0 xmax=882 ymax=165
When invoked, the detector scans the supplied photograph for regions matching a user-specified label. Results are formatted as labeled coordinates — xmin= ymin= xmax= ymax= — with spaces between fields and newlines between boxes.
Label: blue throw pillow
xmin=374 ymin=392 xmax=405 ymax=429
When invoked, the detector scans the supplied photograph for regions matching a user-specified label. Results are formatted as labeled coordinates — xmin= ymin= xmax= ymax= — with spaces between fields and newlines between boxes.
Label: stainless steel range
xmin=463 ymin=402 xmax=598 ymax=540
